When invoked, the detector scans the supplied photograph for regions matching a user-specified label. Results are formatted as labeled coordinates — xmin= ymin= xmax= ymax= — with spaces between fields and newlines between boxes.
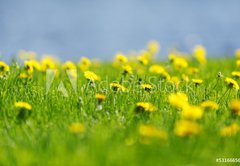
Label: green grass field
xmin=1 ymin=49 xmax=240 ymax=166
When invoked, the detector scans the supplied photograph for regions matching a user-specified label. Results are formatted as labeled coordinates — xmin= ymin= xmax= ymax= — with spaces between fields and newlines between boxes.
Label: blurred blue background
xmin=1 ymin=0 xmax=240 ymax=61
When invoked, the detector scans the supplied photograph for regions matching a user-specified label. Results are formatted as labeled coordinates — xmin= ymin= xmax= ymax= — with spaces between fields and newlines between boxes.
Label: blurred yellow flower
xmin=136 ymin=102 xmax=156 ymax=112
xmin=235 ymin=48 xmax=240 ymax=59
xmin=174 ymin=120 xmax=201 ymax=137
xmin=193 ymin=45 xmax=207 ymax=65
xmin=225 ymin=77 xmax=239 ymax=90
xmin=181 ymin=105 xmax=203 ymax=120
xmin=187 ymin=67 xmax=199 ymax=75
xmin=192 ymin=78 xmax=203 ymax=86
xmin=138 ymin=55 xmax=149 ymax=65
xmin=220 ymin=123 xmax=239 ymax=137
xmin=237 ymin=60 xmax=240 ymax=67
xmin=15 ymin=101 xmax=32 ymax=110
xmin=231 ymin=71 xmax=240 ymax=78
xmin=149 ymin=65 xmax=165 ymax=74
xmin=41 ymin=56 xmax=57 ymax=71
xmin=0 ymin=61 xmax=10 ymax=75
xmin=169 ymin=76 xmax=181 ymax=87
xmin=62 ymin=61 xmax=76 ymax=70
xmin=115 ymin=53 xmax=128 ymax=63
xmin=230 ymin=99 xmax=240 ymax=116
xmin=172 ymin=57 xmax=188 ymax=70
xmin=168 ymin=92 xmax=189 ymax=110
xmin=110 ymin=83 xmax=126 ymax=92
xmin=122 ymin=65 xmax=133 ymax=74
xmin=95 ymin=93 xmax=106 ymax=102
xmin=69 ymin=123 xmax=86 ymax=134
xmin=78 ymin=57 xmax=91 ymax=71
xmin=140 ymin=84 xmax=152 ymax=92
xmin=84 ymin=71 xmax=100 ymax=81
xmin=200 ymin=100 xmax=219 ymax=110
xmin=139 ymin=124 xmax=167 ymax=140
xmin=147 ymin=40 xmax=160 ymax=55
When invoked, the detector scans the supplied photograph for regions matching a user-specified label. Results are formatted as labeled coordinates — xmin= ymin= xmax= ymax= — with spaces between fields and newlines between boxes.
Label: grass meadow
xmin=1 ymin=43 xmax=240 ymax=166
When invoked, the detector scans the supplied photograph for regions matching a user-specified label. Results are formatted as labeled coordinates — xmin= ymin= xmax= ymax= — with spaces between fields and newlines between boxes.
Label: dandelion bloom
xmin=225 ymin=77 xmax=239 ymax=90
xmin=69 ymin=123 xmax=86 ymax=134
xmin=140 ymin=84 xmax=152 ymax=92
xmin=200 ymin=100 xmax=219 ymax=111
xmin=161 ymin=71 xmax=171 ymax=81
xmin=235 ymin=48 xmax=240 ymax=59
xmin=84 ymin=71 xmax=100 ymax=81
xmin=0 ymin=61 xmax=10 ymax=75
xmin=220 ymin=123 xmax=239 ymax=137
xmin=182 ymin=74 xmax=189 ymax=82
xmin=147 ymin=40 xmax=160 ymax=55
xmin=41 ymin=56 xmax=58 ymax=71
xmin=149 ymin=65 xmax=165 ymax=74
xmin=122 ymin=65 xmax=133 ymax=75
xmin=181 ymin=106 xmax=203 ymax=120
xmin=193 ymin=45 xmax=207 ymax=65
xmin=237 ymin=60 xmax=240 ymax=68
xmin=15 ymin=102 xmax=32 ymax=110
xmin=172 ymin=57 xmax=188 ymax=70
xmin=168 ymin=92 xmax=189 ymax=110
xmin=139 ymin=124 xmax=167 ymax=140
xmin=138 ymin=55 xmax=149 ymax=65
xmin=230 ymin=100 xmax=240 ymax=116
xmin=78 ymin=57 xmax=91 ymax=71
xmin=95 ymin=93 xmax=106 ymax=102
xmin=169 ymin=76 xmax=181 ymax=87
xmin=110 ymin=83 xmax=126 ymax=92
xmin=187 ymin=67 xmax=199 ymax=75
xmin=231 ymin=71 xmax=240 ymax=78
xmin=115 ymin=53 xmax=128 ymax=63
xmin=136 ymin=102 xmax=156 ymax=112
xmin=62 ymin=61 xmax=76 ymax=70
xmin=192 ymin=78 xmax=203 ymax=86
xmin=174 ymin=120 xmax=201 ymax=137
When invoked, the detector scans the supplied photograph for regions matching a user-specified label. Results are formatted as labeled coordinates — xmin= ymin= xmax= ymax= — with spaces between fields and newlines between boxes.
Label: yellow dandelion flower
xmin=237 ymin=60 xmax=240 ymax=67
xmin=230 ymin=99 xmax=240 ymax=116
xmin=235 ymin=48 xmax=240 ymax=59
xmin=181 ymin=105 xmax=204 ymax=120
xmin=174 ymin=120 xmax=201 ymax=137
xmin=15 ymin=102 xmax=32 ymax=110
xmin=62 ymin=61 xmax=76 ymax=70
xmin=69 ymin=123 xmax=86 ymax=134
xmin=149 ymin=65 xmax=165 ymax=74
xmin=0 ymin=61 xmax=10 ymax=75
xmin=225 ymin=77 xmax=239 ymax=90
xmin=138 ymin=54 xmax=149 ymax=65
xmin=95 ymin=93 xmax=106 ymax=102
xmin=232 ymin=71 xmax=240 ymax=78
xmin=147 ymin=40 xmax=160 ymax=55
xmin=140 ymin=84 xmax=152 ymax=92
xmin=168 ymin=92 xmax=189 ymax=110
xmin=136 ymin=102 xmax=156 ymax=112
xmin=41 ymin=56 xmax=57 ymax=71
xmin=172 ymin=57 xmax=188 ymax=70
xmin=193 ymin=45 xmax=207 ymax=65
xmin=115 ymin=53 xmax=128 ymax=63
xmin=187 ymin=67 xmax=199 ymax=75
xmin=78 ymin=57 xmax=91 ymax=71
xmin=84 ymin=71 xmax=100 ymax=81
xmin=192 ymin=78 xmax=203 ymax=86
xmin=182 ymin=74 xmax=189 ymax=82
xmin=220 ymin=123 xmax=240 ymax=137
xmin=110 ymin=83 xmax=126 ymax=91
xmin=168 ymin=53 xmax=178 ymax=63
xmin=161 ymin=71 xmax=171 ymax=81
xmin=19 ymin=73 xmax=32 ymax=79
xmin=169 ymin=76 xmax=181 ymax=87
xmin=139 ymin=124 xmax=167 ymax=140
xmin=122 ymin=65 xmax=133 ymax=74
xmin=200 ymin=100 xmax=219 ymax=110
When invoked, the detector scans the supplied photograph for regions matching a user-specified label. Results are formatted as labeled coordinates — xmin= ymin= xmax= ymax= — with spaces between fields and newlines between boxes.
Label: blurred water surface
xmin=1 ymin=0 xmax=240 ymax=60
